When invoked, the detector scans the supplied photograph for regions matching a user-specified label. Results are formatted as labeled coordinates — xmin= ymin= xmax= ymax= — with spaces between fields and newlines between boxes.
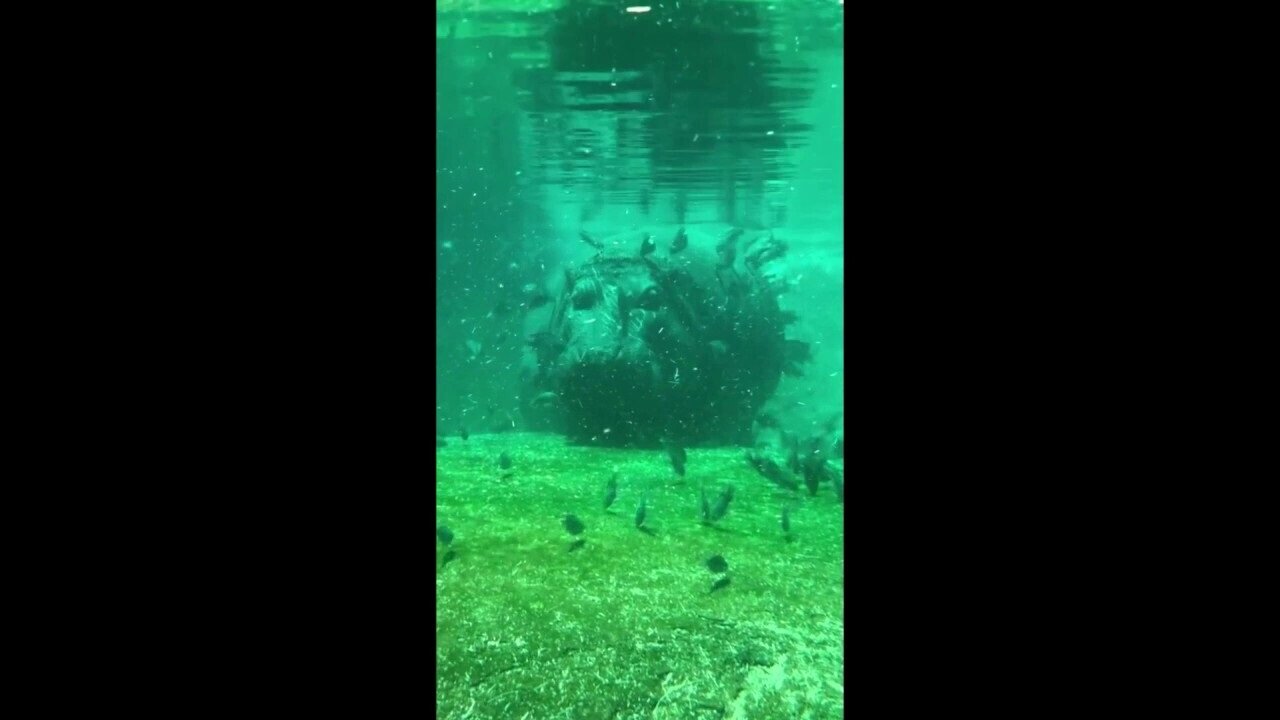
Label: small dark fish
xmin=568 ymin=538 xmax=586 ymax=552
xmin=781 ymin=506 xmax=791 ymax=533
xmin=491 ymin=300 xmax=514 ymax=317
xmin=639 ymin=233 xmax=656 ymax=257
xmin=532 ymin=391 xmax=560 ymax=407
xmin=700 ymin=488 xmax=711 ymax=521
xmin=755 ymin=412 xmax=780 ymax=429
xmin=604 ymin=473 xmax=618 ymax=510
xmin=802 ymin=455 xmax=827 ymax=496
xmin=635 ymin=495 xmax=648 ymax=528
xmin=580 ymin=230 xmax=604 ymax=250
xmin=710 ymin=485 xmax=735 ymax=522
xmin=746 ymin=451 xmax=797 ymax=491
xmin=803 ymin=462 xmax=821 ymax=496
xmin=834 ymin=435 xmax=844 ymax=459
xmin=786 ymin=442 xmax=802 ymax=475
xmin=527 ymin=291 xmax=552 ymax=310
xmin=564 ymin=514 xmax=585 ymax=535
xmin=743 ymin=231 xmax=788 ymax=271
xmin=437 ymin=526 xmax=454 ymax=545
xmin=499 ymin=452 xmax=512 ymax=470
xmin=832 ymin=471 xmax=844 ymax=502
xmin=667 ymin=443 xmax=687 ymax=477
xmin=706 ymin=554 xmax=728 ymax=573
xmin=670 ymin=227 xmax=688 ymax=254
xmin=778 ymin=310 xmax=799 ymax=325
xmin=459 ymin=427 xmax=470 ymax=441
xmin=710 ymin=576 xmax=732 ymax=593
xmin=436 ymin=437 xmax=448 ymax=448
xmin=716 ymin=227 xmax=744 ymax=268
xmin=440 ymin=548 xmax=458 ymax=569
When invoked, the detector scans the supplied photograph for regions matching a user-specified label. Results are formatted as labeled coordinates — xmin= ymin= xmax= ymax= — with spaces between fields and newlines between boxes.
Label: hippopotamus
xmin=519 ymin=226 xmax=810 ymax=447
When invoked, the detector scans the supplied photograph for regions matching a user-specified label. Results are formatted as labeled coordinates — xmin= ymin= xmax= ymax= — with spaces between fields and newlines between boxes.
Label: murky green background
xmin=437 ymin=2 xmax=844 ymax=717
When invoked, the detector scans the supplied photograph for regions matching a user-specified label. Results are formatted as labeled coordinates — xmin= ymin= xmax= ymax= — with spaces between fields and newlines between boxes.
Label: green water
xmin=437 ymin=1 xmax=844 ymax=716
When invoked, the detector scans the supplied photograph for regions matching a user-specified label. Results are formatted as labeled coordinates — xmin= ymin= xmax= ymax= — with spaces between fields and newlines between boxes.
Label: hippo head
xmin=522 ymin=227 xmax=800 ymax=447
xmin=542 ymin=253 xmax=700 ymax=444
xmin=558 ymin=259 xmax=661 ymax=372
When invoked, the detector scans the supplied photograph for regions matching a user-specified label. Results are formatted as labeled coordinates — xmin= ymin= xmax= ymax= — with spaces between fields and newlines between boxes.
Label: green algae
xmin=436 ymin=432 xmax=843 ymax=719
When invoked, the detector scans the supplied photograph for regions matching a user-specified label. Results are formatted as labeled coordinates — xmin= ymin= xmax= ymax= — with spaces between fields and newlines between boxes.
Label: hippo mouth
xmin=553 ymin=349 xmax=667 ymax=445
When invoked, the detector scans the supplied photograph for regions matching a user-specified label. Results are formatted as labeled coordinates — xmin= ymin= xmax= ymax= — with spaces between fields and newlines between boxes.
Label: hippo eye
xmin=572 ymin=281 xmax=598 ymax=309
xmin=638 ymin=286 xmax=661 ymax=310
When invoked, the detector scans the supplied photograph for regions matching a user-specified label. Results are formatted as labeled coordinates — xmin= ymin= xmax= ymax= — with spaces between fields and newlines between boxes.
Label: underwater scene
xmin=437 ymin=1 xmax=844 ymax=717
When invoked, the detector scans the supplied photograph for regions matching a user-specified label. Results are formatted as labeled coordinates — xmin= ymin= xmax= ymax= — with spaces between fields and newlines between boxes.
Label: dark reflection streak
xmin=438 ymin=0 xmax=839 ymax=217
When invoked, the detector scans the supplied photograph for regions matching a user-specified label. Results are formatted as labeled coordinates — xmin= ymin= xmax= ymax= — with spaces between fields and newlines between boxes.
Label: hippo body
xmin=520 ymin=227 xmax=807 ymax=447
